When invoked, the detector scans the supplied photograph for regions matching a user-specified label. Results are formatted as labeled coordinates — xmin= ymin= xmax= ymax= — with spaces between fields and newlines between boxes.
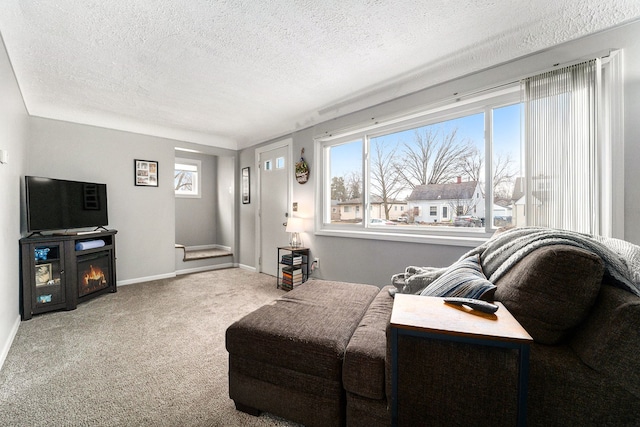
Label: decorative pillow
xmin=494 ymin=245 xmax=604 ymax=345
xmin=419 ymin=255 xmax=496 ymax=301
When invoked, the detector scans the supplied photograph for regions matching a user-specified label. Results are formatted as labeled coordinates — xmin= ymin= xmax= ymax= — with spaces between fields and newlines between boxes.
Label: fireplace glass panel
xmin=77 ymin=252 xmax=111 ymax=298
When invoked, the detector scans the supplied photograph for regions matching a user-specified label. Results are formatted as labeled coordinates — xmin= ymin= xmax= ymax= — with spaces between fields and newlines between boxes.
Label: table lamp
xmin=285 ymin=217 xmax=304 ymax=248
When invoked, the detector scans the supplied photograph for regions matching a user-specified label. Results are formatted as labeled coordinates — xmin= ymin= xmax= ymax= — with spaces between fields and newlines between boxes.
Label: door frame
xmin=254 ymin=138 xmax=293 ymax=273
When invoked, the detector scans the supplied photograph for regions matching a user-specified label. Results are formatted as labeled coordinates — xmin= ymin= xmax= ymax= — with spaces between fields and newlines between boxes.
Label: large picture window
xmin=319 ymin=89 xmax=521 ymax=238
xmin=317 ymin=54 xmax=621 ymax=242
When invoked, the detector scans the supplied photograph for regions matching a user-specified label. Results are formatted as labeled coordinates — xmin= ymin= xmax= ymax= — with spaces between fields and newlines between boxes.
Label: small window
xmin=276 ymin=157 xmax=285 ymax=169
xmin=429 ymin=206 xmax=437 ymax=216
xmin=264 ymin=160 xmax=272 ymax=171
xmin=175 ymin=158 xmax=201 ymax=198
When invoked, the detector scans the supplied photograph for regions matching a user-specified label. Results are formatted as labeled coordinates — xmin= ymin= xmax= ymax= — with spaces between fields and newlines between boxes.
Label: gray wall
xmin=0 ymin=33 xmax=29 ymax=366
xmin=25 ymin=117 xmax=177 ymax=283
xmin=238 ymin=149 xmax=256 ymax=269
xmin=175 ymin=152 xmax=218 ymax=247
xmin=216 ymin=155 xmax=235 ymax=249
xmin=238 ymin=21 xmax=640 ymax=285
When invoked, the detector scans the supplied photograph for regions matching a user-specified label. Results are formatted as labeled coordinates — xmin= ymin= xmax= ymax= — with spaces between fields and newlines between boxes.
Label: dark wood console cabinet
xmin=19 ymin=230 xmax=117 ymax=320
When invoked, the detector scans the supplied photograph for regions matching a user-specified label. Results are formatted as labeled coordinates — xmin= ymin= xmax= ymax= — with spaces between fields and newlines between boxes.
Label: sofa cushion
xmin=226 ymin=279 xmax=380 ymax=381
xmin=343 ymin=286 xmax=395 ymax=400
xmin=570 ymin=284 xmax=640 ymax=399
xmin=419 ymin=255 xmax=496 ymax=300
xmin=494 ymin=245 xmax=604 ymax=345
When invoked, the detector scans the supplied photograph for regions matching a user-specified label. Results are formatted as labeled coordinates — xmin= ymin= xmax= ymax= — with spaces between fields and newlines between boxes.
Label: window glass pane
xmin=276 ymin=157 xmax=285 ymax=169
xmin=264 ymin=160 xmax=272 ymax=171
xmin=492 ymin=103 xmax=522 ymax=228
xmin=175 ymin=169 xmax=194 ymax=192
xmin=175 ymin=158 xmax=201 ymax=197
xmin=373 ymin=112 xmax=485 ymax=228
xmin=328 ymin=140 xmax=362 ymax=225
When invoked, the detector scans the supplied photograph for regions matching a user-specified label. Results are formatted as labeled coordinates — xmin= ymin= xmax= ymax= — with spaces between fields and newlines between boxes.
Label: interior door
xmin=258 ymin=143 xmax=290 ymax=276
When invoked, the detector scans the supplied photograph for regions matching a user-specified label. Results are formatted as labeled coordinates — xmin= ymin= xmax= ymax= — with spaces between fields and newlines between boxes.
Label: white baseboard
xmin=0 ymin=315 xmax=21 ymax=372
xmin=176 ymin=262 xmax=235 ymax=276
xmin=238 ymin=264 xmax=256 ymax=272
xmin=117 ymin=272 xmax=177 ymax=287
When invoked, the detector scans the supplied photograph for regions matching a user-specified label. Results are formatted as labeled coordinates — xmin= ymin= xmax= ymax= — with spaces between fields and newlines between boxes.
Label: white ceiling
xmin=1 ymin=1 xmax=639 ymax=150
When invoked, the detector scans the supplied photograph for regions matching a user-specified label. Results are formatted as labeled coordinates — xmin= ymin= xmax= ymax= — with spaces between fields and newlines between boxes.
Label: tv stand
xmin=19 ymin=230 xmax=118 ymax=320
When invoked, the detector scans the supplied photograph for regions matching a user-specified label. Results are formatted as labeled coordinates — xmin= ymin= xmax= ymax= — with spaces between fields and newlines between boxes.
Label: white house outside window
xmin=175 ymin=158 xmax=201 ymax=198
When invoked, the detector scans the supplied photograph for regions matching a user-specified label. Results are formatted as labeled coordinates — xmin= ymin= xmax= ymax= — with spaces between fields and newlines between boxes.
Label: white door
xmin=257 ymin=142 xmax=290 ymax=276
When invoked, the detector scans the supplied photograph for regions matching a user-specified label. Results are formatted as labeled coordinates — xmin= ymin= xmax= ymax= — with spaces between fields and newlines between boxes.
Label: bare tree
xmin=493 ymin=152 xmax=517 ymax=200
xmin=370 ymin=140 xmax=405 ymax=220
xmin=459 ymin=146 xmax=517 ymax=200
xmin=175 ymin=171 xmax=193 ymax=191
xmin=344 ymin=171 xmax=362 ymax=200
xmin=447 ymin=196 xmax=480 ymax=217
xmin=396 ymin=128 xmax=473 ymax=188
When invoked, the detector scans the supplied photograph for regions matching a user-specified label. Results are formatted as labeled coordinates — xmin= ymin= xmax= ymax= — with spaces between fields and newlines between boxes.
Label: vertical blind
xmin=522 ymin=59 xmax=602 ymax=235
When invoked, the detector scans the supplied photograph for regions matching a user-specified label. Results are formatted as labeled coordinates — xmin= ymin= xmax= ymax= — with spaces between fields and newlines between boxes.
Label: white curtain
xmin=522 ymin=59 xmax=603 ymax=235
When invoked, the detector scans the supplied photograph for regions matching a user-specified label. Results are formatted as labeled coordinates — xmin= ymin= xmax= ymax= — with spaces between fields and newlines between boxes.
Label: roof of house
xmin=407 ymin=181 xmax=479 ymax=201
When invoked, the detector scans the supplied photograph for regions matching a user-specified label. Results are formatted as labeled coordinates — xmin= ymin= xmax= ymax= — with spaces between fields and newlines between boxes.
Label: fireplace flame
xmin=83 ymin=265 xmax=106 ymax=285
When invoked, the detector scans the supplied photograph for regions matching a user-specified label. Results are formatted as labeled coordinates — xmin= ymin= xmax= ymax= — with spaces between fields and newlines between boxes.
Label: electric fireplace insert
xmin=77 ymin=251 xmax=112 ymax=298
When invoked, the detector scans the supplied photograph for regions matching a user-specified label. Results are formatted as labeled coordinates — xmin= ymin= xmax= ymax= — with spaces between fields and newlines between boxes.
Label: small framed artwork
xmin=135 ymin=159 xmax=159 ymax=187
xmin=242 ymin=167 xmax=250 ymax=204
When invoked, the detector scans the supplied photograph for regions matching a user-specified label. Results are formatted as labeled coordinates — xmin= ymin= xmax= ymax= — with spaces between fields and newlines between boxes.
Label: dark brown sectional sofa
xmin=226 ymin=244 xmax=640 ymax=426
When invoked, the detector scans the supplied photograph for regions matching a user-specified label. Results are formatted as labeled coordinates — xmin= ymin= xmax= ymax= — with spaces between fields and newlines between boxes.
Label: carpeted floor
xmin=0 ymin=268 xmax=303 ymax=427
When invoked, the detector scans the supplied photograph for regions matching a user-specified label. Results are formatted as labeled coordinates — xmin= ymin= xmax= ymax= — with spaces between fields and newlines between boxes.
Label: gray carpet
xmin=0 ymin=268 xmax=303 ymax=427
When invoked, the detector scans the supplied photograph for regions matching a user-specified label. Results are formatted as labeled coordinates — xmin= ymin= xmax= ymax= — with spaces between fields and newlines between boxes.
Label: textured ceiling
xmin=1 ymin=1 xmax=640 ymax=150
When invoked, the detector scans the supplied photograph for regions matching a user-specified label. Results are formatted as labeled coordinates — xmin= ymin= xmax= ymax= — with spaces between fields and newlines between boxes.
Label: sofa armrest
xmin=571 ymin=284 xmax=640 ymax=399
xmin=343 ymin=286 xmax=394 ymax=400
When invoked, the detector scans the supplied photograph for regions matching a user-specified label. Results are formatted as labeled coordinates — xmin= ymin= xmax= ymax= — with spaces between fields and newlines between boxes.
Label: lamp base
xmin=290 ymin=232 xmax=302 ymax=248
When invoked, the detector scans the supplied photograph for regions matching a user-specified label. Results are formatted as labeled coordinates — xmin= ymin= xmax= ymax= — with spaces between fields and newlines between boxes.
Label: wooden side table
xmin=390 ymin=294 xmax=533 ymax=426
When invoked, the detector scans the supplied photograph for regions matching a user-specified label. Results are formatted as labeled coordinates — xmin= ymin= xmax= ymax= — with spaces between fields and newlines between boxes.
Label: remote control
xmin=443 ymin=297 xmax=499 ymax=314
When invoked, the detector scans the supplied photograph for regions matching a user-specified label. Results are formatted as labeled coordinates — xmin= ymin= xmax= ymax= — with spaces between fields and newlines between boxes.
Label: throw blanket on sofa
xmin=394 ymin=227 xmax=640 ymax=297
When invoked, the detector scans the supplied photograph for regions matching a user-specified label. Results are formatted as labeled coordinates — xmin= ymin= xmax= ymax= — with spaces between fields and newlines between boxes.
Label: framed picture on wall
xmin=242 ymin=167 xmax=250 ymax=204
xmin=135 ymin=159 xmax=159 ymax=187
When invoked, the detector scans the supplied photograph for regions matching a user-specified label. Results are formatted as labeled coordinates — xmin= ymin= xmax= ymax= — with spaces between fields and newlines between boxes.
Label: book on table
xmin=281 ymin=254 xmax=303 ymax=265
xmin=282 ymin=265 xmax=303 ymax=287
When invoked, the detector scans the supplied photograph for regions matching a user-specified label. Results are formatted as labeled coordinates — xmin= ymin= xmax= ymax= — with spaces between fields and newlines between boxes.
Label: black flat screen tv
xmin=25 ymin=176 xmax=109 ymax=233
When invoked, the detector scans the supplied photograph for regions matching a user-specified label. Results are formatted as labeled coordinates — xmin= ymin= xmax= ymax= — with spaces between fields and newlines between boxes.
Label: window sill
xmin=314 ymin=227 xmax=492 ymax=248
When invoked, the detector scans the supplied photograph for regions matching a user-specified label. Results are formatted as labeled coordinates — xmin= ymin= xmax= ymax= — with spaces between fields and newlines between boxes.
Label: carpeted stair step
xmin=175 ymin=244 xmax=232 ymax=261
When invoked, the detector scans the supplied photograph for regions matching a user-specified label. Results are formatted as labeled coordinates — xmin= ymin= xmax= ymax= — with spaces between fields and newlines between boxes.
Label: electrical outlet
xmin=314 ymin=257 xmax=319 ymax=269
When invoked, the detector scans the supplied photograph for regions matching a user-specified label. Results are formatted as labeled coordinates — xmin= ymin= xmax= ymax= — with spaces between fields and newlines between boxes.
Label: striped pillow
xmin=420 ymin=255 xmax=496 ymax=301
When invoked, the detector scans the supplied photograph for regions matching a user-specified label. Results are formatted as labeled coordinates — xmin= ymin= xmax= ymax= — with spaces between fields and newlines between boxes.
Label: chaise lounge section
xmin=225 ymin=279 xmax=381 ymax=426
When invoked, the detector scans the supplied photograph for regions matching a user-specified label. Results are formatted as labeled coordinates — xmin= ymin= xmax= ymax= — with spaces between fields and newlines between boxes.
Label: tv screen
xmin=25 ymin=176 xmax=109 ymax=233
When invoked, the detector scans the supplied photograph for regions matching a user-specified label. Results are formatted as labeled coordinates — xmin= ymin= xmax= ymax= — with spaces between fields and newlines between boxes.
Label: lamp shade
xmin=285 ymin=217 xmax=304 ymax=233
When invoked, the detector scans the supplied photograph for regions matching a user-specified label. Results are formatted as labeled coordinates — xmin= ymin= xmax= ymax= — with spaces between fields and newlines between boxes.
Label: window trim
xmin=175 ymin=157 xmax=202 ymax=198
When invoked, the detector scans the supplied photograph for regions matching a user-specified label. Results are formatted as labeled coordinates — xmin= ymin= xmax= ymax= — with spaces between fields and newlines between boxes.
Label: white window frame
xmin=175 ymin=158 xmax=202 ymax=198
xmin=314 ymin=87 xmax=527 ymax=247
